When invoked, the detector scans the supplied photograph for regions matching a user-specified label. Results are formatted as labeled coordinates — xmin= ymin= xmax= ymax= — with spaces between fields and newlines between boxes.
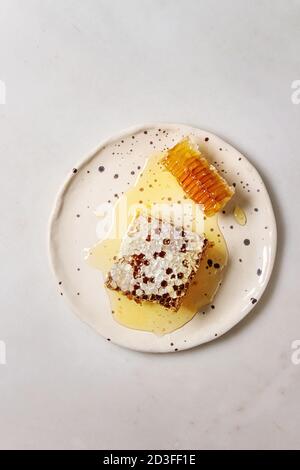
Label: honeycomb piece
xmin=162 ymin=139 xmax=234 ymax=216
xmin=106 ymin=214 xmax=207 ymax=311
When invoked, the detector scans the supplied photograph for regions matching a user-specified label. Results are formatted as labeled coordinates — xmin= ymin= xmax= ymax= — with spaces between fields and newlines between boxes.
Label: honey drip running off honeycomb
xmin=162 ymin=139 xmax=234 ymax=216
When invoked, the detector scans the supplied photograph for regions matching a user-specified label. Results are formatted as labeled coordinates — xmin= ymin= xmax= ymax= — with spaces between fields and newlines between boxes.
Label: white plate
xmin=48 ymin=123 xmax=277 ymax=353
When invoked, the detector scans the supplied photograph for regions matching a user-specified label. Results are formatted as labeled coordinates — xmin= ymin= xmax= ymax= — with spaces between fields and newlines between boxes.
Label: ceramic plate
xmin=48 ymin=123 xmax=276 ymax=353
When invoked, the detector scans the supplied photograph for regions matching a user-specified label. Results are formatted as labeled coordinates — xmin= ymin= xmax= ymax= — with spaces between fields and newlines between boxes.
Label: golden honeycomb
xmin=162 ymin=139 xmax=234 ymax=216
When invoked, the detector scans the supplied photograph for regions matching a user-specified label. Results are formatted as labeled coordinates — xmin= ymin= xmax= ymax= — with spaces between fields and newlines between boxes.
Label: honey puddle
xmin=86 ymin=152 xmax=228 ymax=335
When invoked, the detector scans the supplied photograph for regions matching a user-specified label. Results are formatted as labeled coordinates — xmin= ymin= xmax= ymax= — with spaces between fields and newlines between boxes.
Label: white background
xmin=0 ymin=0 xmax=299 ymax=450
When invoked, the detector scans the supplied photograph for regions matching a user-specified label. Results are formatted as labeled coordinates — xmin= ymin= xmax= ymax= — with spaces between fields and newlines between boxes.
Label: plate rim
xmin=48 ymin=122 xmax=277 ymax=353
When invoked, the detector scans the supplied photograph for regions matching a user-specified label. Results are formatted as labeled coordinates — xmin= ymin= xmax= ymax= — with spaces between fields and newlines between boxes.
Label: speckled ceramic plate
xmin=48 ymin=123 xmax=277 ymax=353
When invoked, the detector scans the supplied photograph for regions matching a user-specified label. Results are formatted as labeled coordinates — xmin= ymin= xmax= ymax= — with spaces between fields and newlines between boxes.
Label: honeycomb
xmin=162 ymin=139 xmax=234 ymax=216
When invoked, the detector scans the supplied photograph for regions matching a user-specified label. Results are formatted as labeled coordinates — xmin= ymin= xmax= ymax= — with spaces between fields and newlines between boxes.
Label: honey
xmin=162 ymin=139 xmax=234 ymax=216
xmin=87 ymin=151 xmax=228 ymax=335
xmin=233 ymin=205 xmax=247 ymax=226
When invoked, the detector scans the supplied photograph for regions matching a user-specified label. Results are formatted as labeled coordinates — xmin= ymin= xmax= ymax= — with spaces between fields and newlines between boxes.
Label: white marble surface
xmin=0 ymin=0 xmax=299 ymax=450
